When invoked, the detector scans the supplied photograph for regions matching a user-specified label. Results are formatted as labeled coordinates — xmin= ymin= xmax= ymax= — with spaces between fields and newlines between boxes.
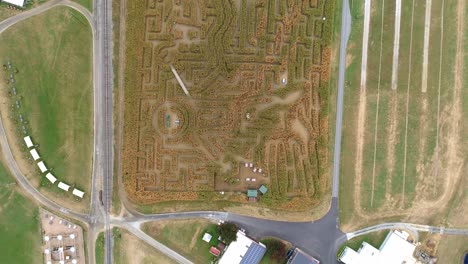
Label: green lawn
xmin=72 ymin=0 xmax=93 ymax=12
xmin=143 ymin=219 xmax=220 ymax=263
xmin=337 ymin=231 xmax=388 ymax=258
xmin=0 ymin=160 xmax=41 ymax=263
xmin=95 ymin=232 xmax=104 ymax=264
xmin=0 ymin=7 xmax=93 ymax=205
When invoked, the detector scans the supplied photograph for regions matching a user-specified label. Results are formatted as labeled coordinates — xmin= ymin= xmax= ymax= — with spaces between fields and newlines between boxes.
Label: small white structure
xmin=37 ymin=161 xmax=47 ymax=173
xmin=202 ymin=233 xmax=212 ymax=243
xmin=3 ymin=0 xmax=25 ymax=7
xmin=339 ymin=230 xmax=417 ymax=264
xmin=249 ymin=163 xmax=253 ymax=168
xmin=252 ymin=178 xmax=256 ymax=182
xmin=23 ymin=136 xmax=33 ymax=148
xmin=44 ymin=235 xmax=50 ymax=242
xmin=58 ymin=182 xmax=70 ymax=192
xmin=57 ymin=235 xmax=63 ymax=241
xmin=30 ymin=149 xmax=40 ymax=160
xmin=258 ymin=168 xmax=263 ymax=173
xmin=246 ymin=178 xmax=251 ymax=182
xmin=72 ymin=188 xmax=85 ymax=198
xmin=244 ymin=163 xmax=249 ymax=168
xmin=253 ymin=168 xmax=257 ymax=172
xmin=70 ymin=234 xmax=75 ymax=239
xmin=219 ymin=230 xmax=266 ymax=264
xmin=44 ymin=248 xmax=50 ymax=254
xmin=45 ymin=173 xmax=57 ymax=184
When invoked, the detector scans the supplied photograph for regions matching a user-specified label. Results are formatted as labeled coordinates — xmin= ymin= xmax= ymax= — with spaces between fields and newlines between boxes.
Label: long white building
xmin=3 ymin=0 xmax=25 ymax=7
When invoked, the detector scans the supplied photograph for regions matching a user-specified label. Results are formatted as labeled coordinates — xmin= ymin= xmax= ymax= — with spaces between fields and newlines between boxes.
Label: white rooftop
xmin=72 ymin=188 xmax=84 ymax=198
xmin=3 ymin=0 xmax=25 ymax=7
xmin=58 ymin=182 xmax=70 ymax=192
xmin=30 ymin=149 xmax=40 ymax=161
xmin=219 ymin=231 xmax=266 ymax=264
xmin=37 ymin=161 xmax=47 ymax=173
xmin=339 ymin=230 xmax=417 ymax=264
xmin=202 ymin=233 xmax=212 ymax=243
xmin=45 ymin=173 xmax=57 ymax=184
xmin=23 ymin=136 xmax=33 ymax=148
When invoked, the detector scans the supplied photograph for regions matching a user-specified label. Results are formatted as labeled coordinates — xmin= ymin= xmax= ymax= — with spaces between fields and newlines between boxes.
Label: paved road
xmin=332 ymin=0 xmax=352 ymax=198
xmin=348 ymin=222 xmax=468 ymax=239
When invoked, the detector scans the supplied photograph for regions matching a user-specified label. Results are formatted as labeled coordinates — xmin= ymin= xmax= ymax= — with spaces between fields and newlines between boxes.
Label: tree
xmin=217 ymin=222 xmax=238 ymax=244
xmin=264 ymin=239 xmax=287 ymax=261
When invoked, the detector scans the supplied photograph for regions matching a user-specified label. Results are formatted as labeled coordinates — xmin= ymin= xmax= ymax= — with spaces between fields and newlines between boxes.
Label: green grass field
xmin=0 ymin=7 xmax=93 ymax=206
xmin=0 ymin=160 xmax=41 ymax=263
xmin=95 ymin=232 xmax=104 ymax=264
xmin=339 ymin=0 xmax=464 ymax=230
xmin=142 ymin=219 xmax=219 ymax=263
xmin=72 ymin=0 xmax=92 ymax=11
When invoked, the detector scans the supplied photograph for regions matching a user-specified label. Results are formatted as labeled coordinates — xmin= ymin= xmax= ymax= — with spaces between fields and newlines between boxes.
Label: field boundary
xmin=391 ymin=0 xmax=402 ymax=90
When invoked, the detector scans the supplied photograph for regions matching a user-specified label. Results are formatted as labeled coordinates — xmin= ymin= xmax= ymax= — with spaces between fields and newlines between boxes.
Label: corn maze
xmin=122 ymin=0 xmax=334 ymax=211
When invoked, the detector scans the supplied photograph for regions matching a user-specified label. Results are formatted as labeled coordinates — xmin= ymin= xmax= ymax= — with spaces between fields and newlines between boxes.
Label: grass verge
xmin=95 ymin=232 xmax=104 ymax=264
xmin=0 ymin=158 xmax=41 ymax=263
xmin=142 ymin=219 xmax=220 ymax=263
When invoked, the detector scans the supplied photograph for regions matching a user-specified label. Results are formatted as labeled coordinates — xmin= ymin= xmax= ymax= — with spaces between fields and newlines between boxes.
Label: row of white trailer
xmin=23 ymin=136 xmax=85 ymax=199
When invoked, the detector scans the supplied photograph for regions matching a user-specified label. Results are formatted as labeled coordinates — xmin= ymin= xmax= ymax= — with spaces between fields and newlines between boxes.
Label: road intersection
xmin=0 ymin=0 xmax=467 ymax=264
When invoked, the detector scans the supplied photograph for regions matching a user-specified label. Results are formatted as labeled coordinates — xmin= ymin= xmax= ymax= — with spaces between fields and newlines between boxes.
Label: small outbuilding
xmin=30 ymin=148 xmax=40 ymax=161
xmin=3 ymin=0 xmax=25 ymax=7
xmin=202 ymin=233 xmax=212 ymax=243
xmin=72 ymin=188 xmax=85 ymax=198
xmin=210 ymin=246 xmax=221 ymax=257
xmin=258 ymin=185 xmax=268 ymax=195
xmin=37 ymin=161 xmax=47 ymax=173
xmin=23 ymin=136 xmax=33 ymax=148
xmin=58 ymin=182 xmax=70 ymax=192
xmin=45 ymin=173 xmax=57 ymax=184
xmin=247 ymin=190 xmax=258 ymax=202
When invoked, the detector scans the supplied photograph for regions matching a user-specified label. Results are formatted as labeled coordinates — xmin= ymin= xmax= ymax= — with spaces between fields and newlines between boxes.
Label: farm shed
xmin=72 ymin=188 xmax=85 ymax=198
xmin=58 ymin=182 xmax=70 ymax=192
xmin=23 ymin=136 xmax=33 ymax=148
xmin=258 ymin=185 xmax=268 ymax=195
xmin=30 ymin=148 xmax=40 ymax=160
xmin=37 ymin=161 xmax=47 ymax=173
xmin=45 ymin=173 xmax=57 ymax=184
xmin=3 ymin=0 xmax=25 ymax=7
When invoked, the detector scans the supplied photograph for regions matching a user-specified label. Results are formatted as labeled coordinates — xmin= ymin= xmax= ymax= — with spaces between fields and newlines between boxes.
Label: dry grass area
xmin=340 ymin=0 xmax=467 ymax=231
xmin=113 ymin=228 xmax=177 ymax=264
xmin=120 ymin=0 xmax=336 ymax=214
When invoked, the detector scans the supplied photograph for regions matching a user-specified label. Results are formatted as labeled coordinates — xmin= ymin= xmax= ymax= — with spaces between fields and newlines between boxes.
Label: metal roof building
xmin=3 ymin=0 xmax=25 ymax=7
xmin=37 ymin=161 xmax=47 ymax=173
xmin=58 ymin=182 xmax=70 ymax=192
xmin=23 ymin=136 xmax=33 ymax=148
xmin=247 ymin=190 xmax=258 ymax=198
xmin=30 ymin=149 xmax=40 ymax=161
xmin=219 ymin=230 xmax=266 ymax=264
xmin=288 ymin=248 xmax=320 ymax=264
xmin=259 ymin=185 xmax=268 ymax=194
xmin=338 ymin=230 xmax=416 ymax=264
xmin=45 ymin=173 xmax=57 ymax=184
xmin=72 ymin=188 xmax=85 ymax=198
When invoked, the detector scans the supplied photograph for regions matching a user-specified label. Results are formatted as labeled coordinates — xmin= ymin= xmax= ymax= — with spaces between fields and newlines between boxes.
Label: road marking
xmin=370 ymin=0 xmax=386 ymax=207
xmin=421 ymin=0 xmax=433 ymax=93
xmin=401 ymin=0 xmax=416 ymax=207
xmin=359 ymin=0 xmax=371 ymax=90
xmin=391 ymin=0 xmax=402 ymax=90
